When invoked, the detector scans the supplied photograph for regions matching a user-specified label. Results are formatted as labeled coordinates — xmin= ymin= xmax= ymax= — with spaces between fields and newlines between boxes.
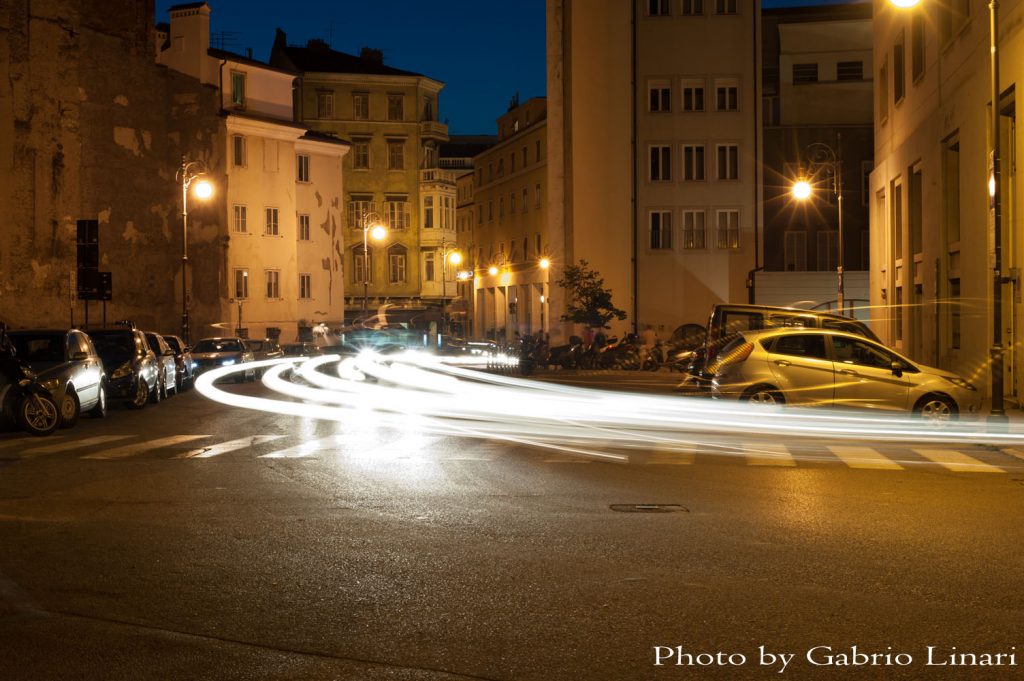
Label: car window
xmin=70 ymin=332 xmax=90 ymax=356
xmin=765 ymin=314 xmax=814 ymax=329
xmin=164 ymin=336 xmax=181 ymax=353
xmin=831 ymin=336 xmax=896 ymax=369
xmin=822 ymin=319 xmax=871 ymax=339
xmin=90 ymin=332 xmax=133 ymax=356
xmin=193 ymin=340 xmax=242 ymax=353
xmin=769 ymin=334 xmax=828 ymax=360
xmin=11 ymin=334 xmax=64 ymax=362
xmin=721 ymin=312 xmax=763 ymax=336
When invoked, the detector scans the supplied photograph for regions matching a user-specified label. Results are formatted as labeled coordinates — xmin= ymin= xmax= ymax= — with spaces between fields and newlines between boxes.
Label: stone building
xmin=269 ymin=34 xmax=452 ymax=324
xmin=869 ymin=0 xmax=1022 ymax=403
xmin=158 ymin=2 xmax=349 ymax=342
xmin=0 ymin=0 xmax=220 ymax=334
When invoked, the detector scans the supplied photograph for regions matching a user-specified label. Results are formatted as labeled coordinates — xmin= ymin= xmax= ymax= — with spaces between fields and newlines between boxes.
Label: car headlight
xmin=944 ymin=375 xmax=976 ymax=391
xmin=221 ymin=358 xmax=236 ymax=366
xmin=111 ymin=362 xmax=132 ymax=379
xmin=41 ymin=378 xmax=61 ymax=392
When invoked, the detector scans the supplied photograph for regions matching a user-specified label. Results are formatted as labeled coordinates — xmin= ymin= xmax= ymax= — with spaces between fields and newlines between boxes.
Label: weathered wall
xmin=0 ymin=0 xmax=221 ymax=335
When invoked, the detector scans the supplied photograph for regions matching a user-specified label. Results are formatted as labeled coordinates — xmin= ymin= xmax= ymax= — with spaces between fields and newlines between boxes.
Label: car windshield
xmin=10 ymin=333 xmax=64 ymax=362
xmin=164 ymin=337 xmax=181 ymax=353
xmin=246 ymin=340 xmax=265 ymax=352
xmin=89 ymin=331 xmax=134 ymax=358
xmin=193 ymin=339 xmax=242 ymax=353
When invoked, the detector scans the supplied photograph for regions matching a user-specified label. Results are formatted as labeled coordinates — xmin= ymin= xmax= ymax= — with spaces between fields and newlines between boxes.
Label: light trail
xmin=194 ymin=351 xmax=1024 ymax=459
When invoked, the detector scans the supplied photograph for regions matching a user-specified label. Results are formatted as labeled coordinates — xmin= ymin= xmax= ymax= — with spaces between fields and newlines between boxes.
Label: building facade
xmin=547 ymin=0 xmax=760 ymax=343
xmin=869 ymin=0 xmax=1021 ymax=403
xmin=758 ymin=3 xmax=873 ymax=314
xmin=270 ymin=35 xmax=452 ymax=324
xmin=158 ymin=3 xmax=348 ymax=342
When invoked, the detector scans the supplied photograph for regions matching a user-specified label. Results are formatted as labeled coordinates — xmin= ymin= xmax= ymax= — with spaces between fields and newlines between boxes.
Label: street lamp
xmin=888 ymin=0 xmax=1005 ymax=420
xmin=360 ymin=212 xmax=387 ymax=322
xmin=791 ymin=137 xmax=845 ymax=315
xmin=176 ymin=156 xmax=213 ymax=344
xmin=440 ymin=241 xmax=462 ymax=336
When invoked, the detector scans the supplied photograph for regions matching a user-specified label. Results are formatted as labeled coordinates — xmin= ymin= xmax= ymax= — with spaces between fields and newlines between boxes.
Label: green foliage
xmin=556 ymin=260 xmax=627 ymax=330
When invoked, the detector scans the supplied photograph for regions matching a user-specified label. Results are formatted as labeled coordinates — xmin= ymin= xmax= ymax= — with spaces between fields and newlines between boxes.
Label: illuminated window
xmin=230 ymin=71 xmax=245 ymax=107
xmin=233 ymin=269 xmax=248 ymax=299
xmin=682 ymin=210 xmax=706 ymax=249
xmin=716 ymin=209 xmax=740 ymax=249
xmin=264 ymin=207 xmax=279 ymax=236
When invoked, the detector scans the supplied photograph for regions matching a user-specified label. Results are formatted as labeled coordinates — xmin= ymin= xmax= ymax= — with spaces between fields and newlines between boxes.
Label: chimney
xmin=164 ymin=2 xmax=211 ymax=82
xmin=359 ymin=47 xmax=384 ymax=65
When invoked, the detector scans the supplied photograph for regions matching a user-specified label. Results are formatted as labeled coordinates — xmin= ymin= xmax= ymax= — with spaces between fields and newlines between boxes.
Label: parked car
xmin=709 ymin=328 xmax=981 ymax=421
xmin=144 ymin=331 xmax=177 ymax=399
xmin=87 ymin=327 xmax=160 ymax=409
xmin=680 ymin=303 xmax=881 ymax=394
xmin=191 ymin=337 xmax=254 ymax=382
xmin=243 ymin=338 xmax=283 ymax=377
xmin=163 ymin=334 xmax=194 ymax=391
xmin=7 ymin=328 xmax=107 ymax=427
xmin=280 ymin=342 xmax=322 ymax=358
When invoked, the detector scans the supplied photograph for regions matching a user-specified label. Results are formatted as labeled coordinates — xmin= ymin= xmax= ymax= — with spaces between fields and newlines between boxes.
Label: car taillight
xmin=708 ymin=342 xmax=753 ymax=375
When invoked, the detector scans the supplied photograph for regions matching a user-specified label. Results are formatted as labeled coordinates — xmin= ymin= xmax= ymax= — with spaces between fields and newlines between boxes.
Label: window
xmin=498 ymin=159 xmax=505 ymax=177
xmin=910 ymin=165 xmax=923 ymax=254
xmin=264 ymin=207 xmax=279 ymax=236
xmin=233 ymin=269 xmax=248 ymax=299
xmin=715 ymin=0 xmax=736 ymax=14
xmin=649 ymin=80 xmax=671 ymax=112
xmin=683 ymin=144 xmax=705 ymax=181
xmin=892 ymin=179 xmax=903 ymax=260
xmin=317 ymin=92 xmax=334 ymax=118
xmin=385 ymin=199 xmax=409 ymax=230
xmin=347 ymin=198 xmax=374 ymax=229
xmin=477 ymin=205 xmax=483 ymax=225
xmin=715 ymin=79 xmax=739 ymax=111
xmin=879 ymin=60 xmax=889 ymax=122
xmin=522 ymin=146 xmax=528 ymax=167
xmin=792 ymin=63 xmax=818 ymax=83
xmin=949 ymin=278 xmax=961 ymax=349
xmin=510 ymin=152 xmax=516 ymax=173
xmin=233 ymin=205 xmax=247 ymax=233
xmin=535 ymin=184 xmax=541 ymax=207
xmin=425 ymin=252 xmax=435 ymax=281
xmin=299 ymin=273 xmax=312 ymax=299
xmin=837 ymin=61 xmax=863 ymax=81
xmin=353 ymin=92 xmax=369 ymax=120
xmin=535 ymin=233 xmax=542 ymax=255
xmin=682 ymin=210 xmax=706 ymax=249
xmin=388 ymin=245 xmax=407 ymax=283
xmin=943 ymin=136 xmax=960 ymax=243
xmin=682 ymin=0 xmax=703 ymax=15
xmin=443 ymin=196 xmax=452 ymax=228
xmin=784 ymin=231 xmax=807 ymax=271
xmin=911 ymin=13 xmax=925 ymax=81
xmin=510 ymin=191 xmax=517 ymax=213
xmin=298 ymin=214 xmax=310 ymax=241
xmin=265 ymin=270 xmax=280 ymax=299
xmin=230 ymin=71 xmax=245 ymax=107
xmin=649 ymin=145 xmax=671 ymax=181
xmin=423 ymin=195 xmax=434 ymax=228
xmin=649 ymin=211 xmax=672 ymax=250
xmin=354 ymin=246 xmax=371 ymax=283
xmin=716 ymin=144 xmax=739 ymax=180
xmin=296 ymin=154 xmax=310 ymax=182
xmin=488 ymin=201 xmax=493 ymax=221
xmin=535 ymin=140 xmax=541 ymax=162
xmin=387 ymin=140 xmax=404 ymax=170
xmin=647 ymin=0 xmax=670 ymax=15
xmin=352 ymin=139 xmax=369 ymax=169
xmin=893 ymin=31 xmax=906 ymax=103
xmin=499 ymin=197 xmax=504 ymax=219
xmin=387 ymin=94 xmax=403 ymax=121
xmin=681 ymin=80 xmax=705 ymax=112
xmin=817 ymin=230 xmax=838 ymax=271
xmin=832 ymin=336 xmax=899 ymax=370
xmin=772 ymin=334 xmax=828 ymax=360
xmin=716 ymin=209 xmax=740 ymax=249
xmin=232 ymin=135 xmax=246 ymax=167
xmin=522 ymin=187 xmax=528 ymax=212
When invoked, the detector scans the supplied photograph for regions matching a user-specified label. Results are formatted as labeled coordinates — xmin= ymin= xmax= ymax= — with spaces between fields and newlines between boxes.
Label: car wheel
xmin=89 ymin=383 xmax=107 ymax=419
xmin=58 ymin=389 xmax=80 ymax=428
xmin=19 ymin=394 xmax=60 ymax=436
xmin=161 ymin=372 xmax=170 ymax=399
xmin=129 ymin=377 xmax=148 ymax=409
xmin=742 ymin=386 xmax=785 ymax=406
xmin=915 ymin=395 xmax=957 ymax=423
xmin=148 ymin=376 xmax=162 ymax=405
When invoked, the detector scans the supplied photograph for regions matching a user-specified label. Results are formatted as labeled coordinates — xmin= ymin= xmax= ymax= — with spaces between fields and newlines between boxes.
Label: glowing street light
xmin=791 ymin=138 xmax=845 ymax=314
xmin=538 ymin=257 xmax=551 ymax=270
xmin=791 ymin=180 xmax=812 ymax=201
xmin=440 ymin=241 xmax=462 ymax=336
xmin=488 ymin=265 xmax=499 ymax=276
xmin=176 ymin=156 xmax=213 ymax=344
xmin=360 ymin=212 xmax=387 ymax=320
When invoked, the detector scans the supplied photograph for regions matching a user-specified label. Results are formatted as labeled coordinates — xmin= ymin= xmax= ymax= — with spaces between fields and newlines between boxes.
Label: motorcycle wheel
xmin=20 ymin=393 xmax=60 ymax=436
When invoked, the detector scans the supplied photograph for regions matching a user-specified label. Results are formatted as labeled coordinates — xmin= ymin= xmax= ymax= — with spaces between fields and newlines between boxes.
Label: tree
xmin=556 ymin=260 xmax=627 ymax=330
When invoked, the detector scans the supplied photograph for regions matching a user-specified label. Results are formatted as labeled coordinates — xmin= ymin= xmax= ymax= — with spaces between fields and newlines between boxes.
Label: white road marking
xmin=259 ymin=435 xmax=344 ymax=459
xmin=912 ymin=448 xmax=1005 ymax=473
xmin=827 ymin=445 xmax=904 ymax=471
xmin=20 ymin=435 xmax=133 ymax=457
xmin=645 ymin=445 xmax=697 ymax=465
xmin=743 ymin=442 xmax=796 ymax=467
xmin=177 ymin=435 xmax=286 ymax=459
xmin=82 ymin=435 xmax=211 ymax=460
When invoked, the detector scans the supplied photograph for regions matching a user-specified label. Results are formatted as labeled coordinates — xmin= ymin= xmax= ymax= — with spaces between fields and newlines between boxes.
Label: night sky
xmin=156 ymin=0 xmax=866 ymax=135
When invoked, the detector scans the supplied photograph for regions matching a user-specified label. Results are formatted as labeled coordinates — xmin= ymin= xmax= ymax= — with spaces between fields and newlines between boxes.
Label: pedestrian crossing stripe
xmin=177 ymin=435 xmax=286 ymax=459
xmin=20 ymin=435 xmax=133 ymax=457
xmin=911 ymin=448 xmax=1004 ymax=473
xmin=743 ymin=442 xmax=797 ymax=467
xmin=827 ymin=445 xmax=904 ymax=471
xmin=82 ymin=435 xmax=211 ymax=460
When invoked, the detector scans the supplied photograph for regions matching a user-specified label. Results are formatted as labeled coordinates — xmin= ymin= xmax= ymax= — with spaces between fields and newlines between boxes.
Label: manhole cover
xmin=609 ymin=504 xmax=688 ymax=513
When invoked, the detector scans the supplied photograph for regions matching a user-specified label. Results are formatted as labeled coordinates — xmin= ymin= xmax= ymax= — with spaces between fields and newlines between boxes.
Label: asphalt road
xmin=2 ymin=370 xmax=1024 ymax=680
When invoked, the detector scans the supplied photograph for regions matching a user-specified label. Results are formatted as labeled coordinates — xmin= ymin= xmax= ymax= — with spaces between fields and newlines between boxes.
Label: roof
xmin=270 ymin=30 xmax=433 ymax=80
xmin=208 ymin=48 xmax=299 ymax=76
xmin=441 ymin=135 xmax=498 ymax=158
xmin=300 ymin=129 xmax=350 ymax=147
xmin=167 ymin=2 xmax=208 ymax=12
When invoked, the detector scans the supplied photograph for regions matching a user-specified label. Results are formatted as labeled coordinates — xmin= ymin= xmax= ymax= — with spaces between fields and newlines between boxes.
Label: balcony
xmin=418 ymin=227 xmax=458 ymax=247
xmin=419 ymin=168 xmax=457 ymax=187
xmin=419 ymin=120 xmax=449 ymax=141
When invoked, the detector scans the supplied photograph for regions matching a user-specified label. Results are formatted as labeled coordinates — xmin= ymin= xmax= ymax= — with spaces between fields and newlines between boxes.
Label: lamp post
xmin=176 ymin=156 xmax=213 ymax=344
xmin=440 ymin=241 xmax=462 ymax=336
xmin=538 ymin=257 xmax=550 ymax=336
xmin=791 ymin=136 xmax=844 ymax=315
xmin=360 ymin=212 xmax=387 ymax=323
xmin=888 ymin=0 xmax=1005 ymax=419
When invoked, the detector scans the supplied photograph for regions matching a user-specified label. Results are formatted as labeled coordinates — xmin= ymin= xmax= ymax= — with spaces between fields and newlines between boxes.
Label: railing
xmin=419 ymin=120 xmax=449 ymax=139
xmin=419 ymin=168 xmax=457 ymax=185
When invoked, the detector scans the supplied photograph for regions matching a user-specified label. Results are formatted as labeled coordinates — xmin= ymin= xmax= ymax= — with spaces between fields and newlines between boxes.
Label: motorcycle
xmin=0 ymin=344 xmax=60 ymax=437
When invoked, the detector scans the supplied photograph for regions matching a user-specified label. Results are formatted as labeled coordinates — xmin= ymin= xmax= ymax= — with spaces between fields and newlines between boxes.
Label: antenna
xmin=210 ymin=30 xmax=241 ymax=51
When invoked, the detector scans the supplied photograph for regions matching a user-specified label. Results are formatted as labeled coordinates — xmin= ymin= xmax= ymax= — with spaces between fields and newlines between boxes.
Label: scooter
xmin=0 ymin=347 xmax=60 ymax=436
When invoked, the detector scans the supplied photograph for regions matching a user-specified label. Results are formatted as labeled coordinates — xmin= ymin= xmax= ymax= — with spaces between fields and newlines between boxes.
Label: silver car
xmin=710 ymin=328 xmax=981 ymax=421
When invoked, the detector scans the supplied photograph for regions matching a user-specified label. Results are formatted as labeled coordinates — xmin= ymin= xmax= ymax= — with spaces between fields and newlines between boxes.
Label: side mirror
xmin=890 ymin=360 xmax=904 ymax=378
